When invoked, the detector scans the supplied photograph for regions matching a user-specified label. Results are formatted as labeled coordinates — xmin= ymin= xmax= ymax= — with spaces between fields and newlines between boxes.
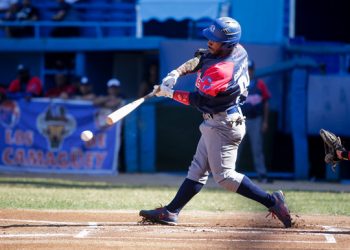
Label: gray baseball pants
xmin=187 ymin=112 xmax=246 ymax=192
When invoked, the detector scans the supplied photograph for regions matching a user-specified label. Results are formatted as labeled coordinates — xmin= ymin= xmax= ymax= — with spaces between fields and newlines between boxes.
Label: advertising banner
xmin=0 ymin=98 xmax=121 ymax=174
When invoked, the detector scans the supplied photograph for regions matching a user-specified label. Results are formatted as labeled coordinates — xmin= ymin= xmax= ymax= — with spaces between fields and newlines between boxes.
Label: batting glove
xmin=161 ymin=70 xmax=179 ymax=88
xmin=154 ymin=85 xmax=174 ymax=98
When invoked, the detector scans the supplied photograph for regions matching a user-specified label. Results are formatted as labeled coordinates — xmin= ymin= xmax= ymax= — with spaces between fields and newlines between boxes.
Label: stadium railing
xmin=0 ymin=1 xmax=140 ymax=38
xmin=0 ymin=20 xmax=138 ymax=38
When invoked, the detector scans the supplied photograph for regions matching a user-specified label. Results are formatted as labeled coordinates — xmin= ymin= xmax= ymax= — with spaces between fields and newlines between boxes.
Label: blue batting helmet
xmin=202 ymin=17 xmax=241 ymax=46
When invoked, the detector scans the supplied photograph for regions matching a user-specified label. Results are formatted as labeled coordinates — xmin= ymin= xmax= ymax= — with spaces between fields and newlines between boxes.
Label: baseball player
xmin=320 ymin=129 xmax=350 ymax=170
xmin=139 ymin=17 xmax=292 ymax=228
xmin=239 ymin=59 xmax=272 ymax=183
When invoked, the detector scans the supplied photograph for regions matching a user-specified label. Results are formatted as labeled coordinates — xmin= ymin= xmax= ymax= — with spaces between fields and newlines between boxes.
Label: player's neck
xmin=215 ymin=49 xmax=232 ymax=58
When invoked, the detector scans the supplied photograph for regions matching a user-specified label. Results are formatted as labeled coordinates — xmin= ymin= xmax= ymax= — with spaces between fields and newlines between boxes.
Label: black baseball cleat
xmin=267 ymin=190 xmax=292 ymax=228
xmin=139 ymin=207 xmax=178 ymax=225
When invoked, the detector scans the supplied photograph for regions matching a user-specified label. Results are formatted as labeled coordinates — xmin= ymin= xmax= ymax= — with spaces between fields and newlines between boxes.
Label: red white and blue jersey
xmin=173 ymin=44 xmax=249 ymax=114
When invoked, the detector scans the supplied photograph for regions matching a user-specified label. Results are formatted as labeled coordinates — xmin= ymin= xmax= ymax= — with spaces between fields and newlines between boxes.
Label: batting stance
xmin=139 ymin=17 xmax=292 ymax=228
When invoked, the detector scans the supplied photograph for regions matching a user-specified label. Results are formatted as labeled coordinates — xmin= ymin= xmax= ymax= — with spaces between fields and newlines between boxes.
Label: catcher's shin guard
xmin=139 ymin=207 xmax=178 ymax=225
xmin=267 ymin=190 xmax=292 ymax=228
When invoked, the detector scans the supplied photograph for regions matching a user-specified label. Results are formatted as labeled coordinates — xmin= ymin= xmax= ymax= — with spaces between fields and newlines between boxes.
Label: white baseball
xmin=80 ymin=130 xmax=93 ymax=141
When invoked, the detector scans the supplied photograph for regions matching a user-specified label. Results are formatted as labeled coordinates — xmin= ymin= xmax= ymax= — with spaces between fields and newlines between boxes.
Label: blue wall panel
xmin=232 ymin=0 xmax=285 ymax=44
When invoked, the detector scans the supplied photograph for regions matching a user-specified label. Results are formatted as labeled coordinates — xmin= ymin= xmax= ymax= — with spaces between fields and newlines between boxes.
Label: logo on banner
xmin=36 ymin=104 xmax=76 ymax=151
xmin=0 ymin=100 xmax=20 ymax=128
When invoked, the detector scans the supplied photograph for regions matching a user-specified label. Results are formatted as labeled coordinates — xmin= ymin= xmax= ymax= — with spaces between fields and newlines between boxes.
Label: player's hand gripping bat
xmin=106 ymin=49 xmax=206 ymax=126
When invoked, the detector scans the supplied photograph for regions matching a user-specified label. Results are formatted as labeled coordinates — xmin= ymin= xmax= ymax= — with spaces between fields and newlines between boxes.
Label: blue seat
xmin=82 ymin=11 xmax=107 ymax=22
xmin=0 ymin=29 xmax=6 ymax=38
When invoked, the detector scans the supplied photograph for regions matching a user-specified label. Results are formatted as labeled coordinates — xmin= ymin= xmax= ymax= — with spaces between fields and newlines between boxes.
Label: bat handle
xmin=145 ymin=85 xmax=160 ymax=99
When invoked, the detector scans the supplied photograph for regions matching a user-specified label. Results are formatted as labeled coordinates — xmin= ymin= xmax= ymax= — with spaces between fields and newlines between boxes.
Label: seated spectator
xmin=74 ymin=76 xmax=96 ymax=100
xmin=45 ymin=72 xmax=76 ymax=99
xmin=0 ymin=84 xmax=7 ymax=103
xmin=94 ymin=78 xmax=125 ymax=110
xmin=138 ymin=62 xmax=159 ymax=97
xmin=51 ymin=0 xmax=79 ymax=37
xmin=0 ymin=0 xmax=13 ymax=13
xmin=2 ymin=0 xmax=17 ymax=19
xmin=2 ymin=1 xmax=18 ymax=36
xmin=7 ymin=64 xmax=42 ymax=100
xmin=69 ymin=74 xmax=81 ymax=91
xmin=2 ymin=0 xmax=39 ymax=37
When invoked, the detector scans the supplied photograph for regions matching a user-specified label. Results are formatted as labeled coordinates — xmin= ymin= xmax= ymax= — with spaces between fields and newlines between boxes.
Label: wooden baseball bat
xmin=105 ymin=86 xmax=158 ymax=125
xmin=106 ymin=53 xmax=202 ymax=126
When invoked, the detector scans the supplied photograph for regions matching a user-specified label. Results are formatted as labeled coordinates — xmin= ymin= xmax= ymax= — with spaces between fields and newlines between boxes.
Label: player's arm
xmin=161 ymin=58 xmax=201 ymax=89
xmin=176 ymin=57 xmax=201 ymax=76
xmin=161 ymin=49 xmax=207 ymax=88
xmin=156 ymin=61 xmax=233 ymax=107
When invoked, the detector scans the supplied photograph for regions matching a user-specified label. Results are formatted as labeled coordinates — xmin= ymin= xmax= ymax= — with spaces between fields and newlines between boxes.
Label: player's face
xmin=207 ymin=40 xmax=223 ymax=55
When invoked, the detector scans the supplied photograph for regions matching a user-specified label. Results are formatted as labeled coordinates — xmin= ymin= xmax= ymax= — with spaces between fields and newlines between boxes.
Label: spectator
xmin=2 ymin=1 xmax=18 ymax=36
xmin=2 ymin=0 xmax=17 ymax=18
xmin=2 ymin=0 xmax=39 ymax=37
xmin=138 ymin=62 xmax=159 ymax=97
xmin=94 ymin=78 xmax=125 ymax=109
xmin=74 ymin=76 xmax=95 ymax=100
xmin=0 ymin=84 xmax=7 ymax=103
xmin=45 ymin=72 xmax=76 ymax=99
xmin=69 ymin=74 xmax=81 ymax=91
xmin=239 ymin=60 xmax=272 ymax=183
xmin=94 ymin=78 xmax=126 ymax=171
xmin=0 ymin=0 xmax=13 ymax=13
xmin=51 ymin=0 xmax=79 ymax=37
xmin=7 ymin=64 xmax=42 ymax=100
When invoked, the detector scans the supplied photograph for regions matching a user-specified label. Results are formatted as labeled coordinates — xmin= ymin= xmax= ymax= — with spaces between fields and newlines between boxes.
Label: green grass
xmin=0 ymin=177 xmax=349 ymax=216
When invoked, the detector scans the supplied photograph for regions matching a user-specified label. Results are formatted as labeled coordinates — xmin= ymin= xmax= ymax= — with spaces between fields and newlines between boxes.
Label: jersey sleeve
xmin=257 ymin=79 xmax=271 ymax=100
xmin=173 ymin=90 xmax=190 ymax=105
xmin=172 ymin=90 xmax=207 ymax=110
xmin=196 ymin=61 xmax=234 ymax=97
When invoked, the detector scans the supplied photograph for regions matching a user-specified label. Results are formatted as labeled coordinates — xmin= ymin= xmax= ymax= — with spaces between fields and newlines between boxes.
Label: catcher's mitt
xmin=319 ymin=129 xmax=345 ymax=171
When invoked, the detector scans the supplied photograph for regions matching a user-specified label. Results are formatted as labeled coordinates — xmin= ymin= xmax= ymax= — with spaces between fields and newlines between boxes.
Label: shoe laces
xmin=155 ymin=204 xmax=165 ymax=211
xmin=265 ymin=211 xmax=277 ymax=220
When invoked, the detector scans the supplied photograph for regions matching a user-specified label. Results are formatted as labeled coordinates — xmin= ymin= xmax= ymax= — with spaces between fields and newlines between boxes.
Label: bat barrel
xmin=106 ymin=116 xmax=116 ymax=126
xmin=105 ymin=97 xmax=145 ymax=125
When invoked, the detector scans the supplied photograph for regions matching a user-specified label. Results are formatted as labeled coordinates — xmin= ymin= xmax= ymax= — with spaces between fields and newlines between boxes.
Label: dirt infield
xmin=1 ymin=209 xmax=350 ymax=249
